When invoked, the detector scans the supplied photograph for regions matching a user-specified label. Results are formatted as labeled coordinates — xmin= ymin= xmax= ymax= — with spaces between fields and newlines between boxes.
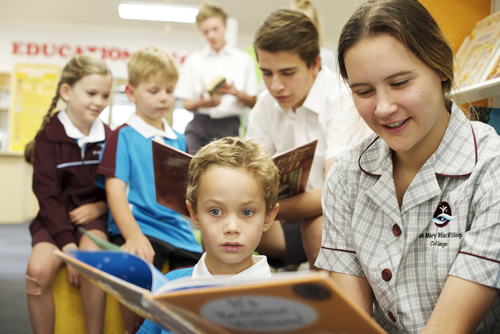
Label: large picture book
xmin=55 ymin=249 xmax=386 ymax=334
xmin=480 ymin=46 xmax=500 ymax=82
xmin=152 ymin=139 xmax=317 ymax=216
xmin=455 ymin=11 xmax=500 ymax=88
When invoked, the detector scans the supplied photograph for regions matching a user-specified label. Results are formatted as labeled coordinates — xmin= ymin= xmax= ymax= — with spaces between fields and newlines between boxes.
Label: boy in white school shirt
xmin=175 ymin=2 xmax=258 ymax=154
xmin=135 ymin=136 xmax=280 ymax=334
xmin=247 ymin=9 xmax=371 ymax=270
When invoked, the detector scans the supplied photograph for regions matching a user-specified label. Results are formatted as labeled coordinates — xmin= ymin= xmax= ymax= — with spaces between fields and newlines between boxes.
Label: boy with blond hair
xmin=97 ymin=46 xmax=202 ymax=332
xmin=135 ymin=137 xmax=280 ymax=333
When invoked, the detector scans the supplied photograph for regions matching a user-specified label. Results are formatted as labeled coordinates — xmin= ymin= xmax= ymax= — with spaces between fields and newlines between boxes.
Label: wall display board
xmin=8 ymin=63 xmax=59 ymax=153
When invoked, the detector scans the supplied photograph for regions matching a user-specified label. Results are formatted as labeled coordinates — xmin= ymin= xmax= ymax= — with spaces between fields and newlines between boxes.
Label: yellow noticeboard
xmin=9 ymin=63 xmax=60 ymax=153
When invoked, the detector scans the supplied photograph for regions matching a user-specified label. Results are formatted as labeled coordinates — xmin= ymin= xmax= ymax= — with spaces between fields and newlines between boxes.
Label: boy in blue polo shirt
xmin=134 ymin=136 xmax=280 ymax=334
xmin=97 ymin=46 xmax=202 ymax=332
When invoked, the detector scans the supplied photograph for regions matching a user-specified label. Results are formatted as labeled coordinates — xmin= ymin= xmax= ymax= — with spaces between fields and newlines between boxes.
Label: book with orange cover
xmin=56 ymin=249 xmax=386 ymax=334
xmin=152 ymin=139 xmax=317 ymax=216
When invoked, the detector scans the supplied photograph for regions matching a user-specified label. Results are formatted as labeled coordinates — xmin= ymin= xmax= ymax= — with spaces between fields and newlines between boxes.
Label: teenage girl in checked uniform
xmin=24 ymin=54 xmax=113 ymax=334
xmin=316 ymin=0 xmax=500 ymax=333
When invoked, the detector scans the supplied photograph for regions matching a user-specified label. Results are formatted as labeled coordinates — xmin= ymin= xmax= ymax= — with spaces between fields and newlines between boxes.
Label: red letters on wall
xmin=11 ymin=41 xmax=188 ymax=64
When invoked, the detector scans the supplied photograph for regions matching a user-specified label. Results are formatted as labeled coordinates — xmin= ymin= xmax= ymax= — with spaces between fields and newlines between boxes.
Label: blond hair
xmin=196 ymin=2 xmax=228 ymax=26
xmin=186 ymin=137 xmax=279 ymax=214
xmin=24 ymin=54 xmax=111 ymax=164
xmin=127 ymin=46 xmax=178 ymax=87
xmin=290 ymin=0 xmax=324 ymax=46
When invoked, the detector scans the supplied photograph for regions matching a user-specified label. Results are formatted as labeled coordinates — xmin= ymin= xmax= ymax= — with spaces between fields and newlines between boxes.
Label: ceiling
xmin=0 ymin=0 xmax=364 ymax=49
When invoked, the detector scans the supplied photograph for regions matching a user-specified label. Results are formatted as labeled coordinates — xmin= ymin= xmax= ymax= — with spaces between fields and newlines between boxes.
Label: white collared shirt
xmin=246 ymin=67 xmax=371 ymax=190
xmin=58 ymin=109 xmax=105 ymax=148
xmin=126 ymin=113 xmax=177 ymax=141
xmin=175 ymin=44 xmax=258 ymax=119
xmin=192 ymin=253 xmax=273 ymax=279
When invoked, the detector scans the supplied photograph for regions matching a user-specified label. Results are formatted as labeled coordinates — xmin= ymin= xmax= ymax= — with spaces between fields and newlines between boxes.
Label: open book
xmin=204 ymin=76 xmax=226 ymax=95
xmin=55 ymin=249 xmax=386 ymax=334
xmin=152 ymin=139 xmax=317 ymax=216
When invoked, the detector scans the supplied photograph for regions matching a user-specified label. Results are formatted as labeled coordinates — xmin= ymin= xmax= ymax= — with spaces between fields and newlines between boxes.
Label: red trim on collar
xmin=320 ymin=246 xmax=356 ymax=254
xmin=358 ymin=136 xmax=382 ymax=178
xmin=359 ymin=125 xmax=477 ymax=179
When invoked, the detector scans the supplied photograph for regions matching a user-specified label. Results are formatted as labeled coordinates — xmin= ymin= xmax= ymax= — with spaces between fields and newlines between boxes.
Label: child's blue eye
xmin=209 ymin=209 xmax=222 ymax=216
xmin=242 ymin=209 xmax=254 ymax=217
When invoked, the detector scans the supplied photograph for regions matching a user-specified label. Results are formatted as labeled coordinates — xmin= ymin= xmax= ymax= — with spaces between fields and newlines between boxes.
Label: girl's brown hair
xmin=338 ymin=0 xmax=455 ymax=98
xmin=24 ymin=54 xmax=111 ymax=164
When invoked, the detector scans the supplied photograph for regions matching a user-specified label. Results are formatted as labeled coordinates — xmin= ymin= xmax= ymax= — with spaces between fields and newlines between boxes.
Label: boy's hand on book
xmin=122 ymin=233 xmax=155 ymax=263
xmin=216 ymin=82 xmax=237 ymax=96
xmin=69 ymin=201 xmax=107 ymax=225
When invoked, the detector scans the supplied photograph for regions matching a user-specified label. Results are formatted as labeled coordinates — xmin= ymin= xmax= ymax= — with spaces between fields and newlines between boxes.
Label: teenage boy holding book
xmin=135 ymin=136 xmax=280 ymax=334
xmin=247 ymin=9 xmax=371 ymax=269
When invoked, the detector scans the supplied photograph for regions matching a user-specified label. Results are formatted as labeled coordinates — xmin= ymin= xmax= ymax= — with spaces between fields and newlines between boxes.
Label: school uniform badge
xmin=432 ymin=201 xmax=455 ymax=228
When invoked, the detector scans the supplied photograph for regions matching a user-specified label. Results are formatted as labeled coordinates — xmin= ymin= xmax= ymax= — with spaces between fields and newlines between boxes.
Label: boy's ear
xmin=312 ymin=54 xmax=321 ymax=76
xmin=262 ymin=203 xmax=279 ymax=232
xmin=186 ymin=201 xmax=200 ymax=229
xmin=124 ymin=84 xmax=136 ymax=103
xmin=59 ymin=83 xmax=71 ymax=102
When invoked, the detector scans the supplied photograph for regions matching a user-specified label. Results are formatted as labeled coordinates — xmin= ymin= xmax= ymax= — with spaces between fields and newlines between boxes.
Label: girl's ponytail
xmin=24 ymin=93 xmax=60 ymax=164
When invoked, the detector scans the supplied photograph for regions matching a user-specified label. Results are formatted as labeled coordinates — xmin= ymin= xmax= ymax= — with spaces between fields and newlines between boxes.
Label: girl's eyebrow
xmin=349 ymin=70 xmax=414 ymax=89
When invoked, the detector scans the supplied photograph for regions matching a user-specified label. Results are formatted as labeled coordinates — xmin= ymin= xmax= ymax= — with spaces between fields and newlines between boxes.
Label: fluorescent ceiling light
xmin=119 ymin=3 xmax=198 ymax=23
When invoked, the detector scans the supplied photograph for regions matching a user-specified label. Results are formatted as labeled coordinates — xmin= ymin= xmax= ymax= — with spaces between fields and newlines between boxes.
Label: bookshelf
xmin=451 ymin=5 xmax=500 ymax=107
xmin=451 ymin=76 xmax=500 ymax=104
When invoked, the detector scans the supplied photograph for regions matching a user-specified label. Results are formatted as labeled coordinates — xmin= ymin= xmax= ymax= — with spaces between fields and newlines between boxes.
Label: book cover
xmin=482 ymin=46 xmax=500 ymax=82
xmin=56 ymin=250 xmax=387 ymax=334
xmin=204 ymin=76 xmax=226 ymax=95
xmin=273 ymin=140 xmax=317 ymax=199
xmin=152 ymin=141 xmax=192 ymax=216
xmin=456 ymin=14 xmax=500 ymax=88
xmin=152 ymin=139 xmax=317 ymax=216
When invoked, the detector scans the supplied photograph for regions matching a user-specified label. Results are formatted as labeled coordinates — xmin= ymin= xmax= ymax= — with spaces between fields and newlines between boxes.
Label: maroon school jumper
xmin=29 ymin=112 xmax=110 ymax=249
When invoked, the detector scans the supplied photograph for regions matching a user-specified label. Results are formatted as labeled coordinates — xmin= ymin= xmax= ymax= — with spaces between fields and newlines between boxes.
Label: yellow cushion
xmin=53 ymin=261 xmax=170 ymax=333
xmin=53 ymin=265 xmax=125 ymax=334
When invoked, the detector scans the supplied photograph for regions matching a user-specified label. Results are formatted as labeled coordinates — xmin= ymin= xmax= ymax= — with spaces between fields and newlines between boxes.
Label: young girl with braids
xmin=24 ymin=54 xmax=113 ymax=334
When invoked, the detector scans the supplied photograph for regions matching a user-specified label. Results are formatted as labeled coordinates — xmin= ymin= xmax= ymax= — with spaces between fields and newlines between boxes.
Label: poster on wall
xmin=9 ymin=63 xmax=60 ymax=153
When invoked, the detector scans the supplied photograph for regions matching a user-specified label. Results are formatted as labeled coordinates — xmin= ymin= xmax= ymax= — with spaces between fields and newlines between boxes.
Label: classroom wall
xmin=0 ymin=21 xmax=254 ymax=224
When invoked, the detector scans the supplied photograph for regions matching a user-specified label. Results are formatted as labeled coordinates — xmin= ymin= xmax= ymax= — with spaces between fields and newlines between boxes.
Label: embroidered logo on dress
xmin=432 ymin=201 xmax=455 ymax=228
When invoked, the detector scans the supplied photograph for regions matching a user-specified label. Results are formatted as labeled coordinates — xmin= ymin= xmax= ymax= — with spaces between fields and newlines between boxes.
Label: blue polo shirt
xmin=97 ymin=114 xmax=202 ymax=254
